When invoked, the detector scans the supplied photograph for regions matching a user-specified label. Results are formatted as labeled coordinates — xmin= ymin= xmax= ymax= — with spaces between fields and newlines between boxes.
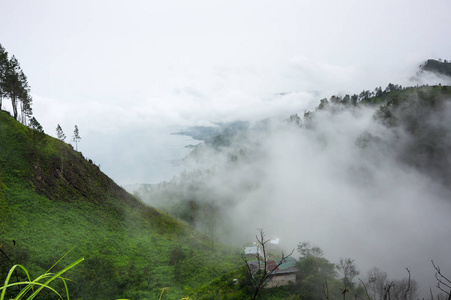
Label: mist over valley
xmin=131 ymin=85 xmax=451 ymax=297
xmin=2 ymin=1 xmax=451 ymax=298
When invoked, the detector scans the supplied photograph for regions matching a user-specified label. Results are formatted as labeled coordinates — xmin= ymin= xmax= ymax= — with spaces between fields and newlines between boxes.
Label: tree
xmin=296 ymin=242 xmax=339 ymax=300
xmin=289 ymin=114 xmax=302 ymax=126
xmin=242 ymin=229 xmax=294 ymax=300
xmin=72 ymin=125 xmax=81 ymax=151
xmin=29 ymin=117 xmax=44 ymax=133
xmin=0 ymin=45 xmax=32 ymax=122
xmin=351 ymin=94 xmax=358 ymax=106
xmin=431 ymin=260 xmax=451 ymax=300
xmin=0 ymin=43 xmax=9 ymax=111
xmin=318 ymin=98 xmax=329 ymax=110
xmin=359 ymin=90 xmax=370 ymax=102
xmin=365 ymin=267 xmax=388 ymax=300
xmin=4 ymin=55 xmax=21 ymax=119
xmin=375 ymin=86 xmax=383 ymax=97
xmin=342 ymin=94 xmax=351 ymax=105
xmin=17 ymin=69 xmax=32 ymax=124
xmin=297 ymin=242 xmax=323 ymax=258
xmin=3 ymin=55 xmax=32 ymax=123
xmin=338 ymin=258 xmax=359 ymax=289
xmin=28 ymin=117 xmax=45 ymax=152
xmin=169 ymin=245 xmax=186 ymax=282
xmin=362 ymin=267 xmax=418 ymax=300
xmin=388 ymin=269 xmax=418 ymax=300
xmin=56 ymin=124 xmax=66 ymax=141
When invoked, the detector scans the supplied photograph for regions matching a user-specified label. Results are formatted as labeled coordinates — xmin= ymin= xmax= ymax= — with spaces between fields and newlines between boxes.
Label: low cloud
xmin=136 ymin=97 xmax=451 ymax=297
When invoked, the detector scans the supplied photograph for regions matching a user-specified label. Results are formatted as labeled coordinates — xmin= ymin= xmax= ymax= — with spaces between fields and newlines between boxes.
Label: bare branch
xmin=432 ymin=260 xmax=451 ymax=286
xmin=383 ymin=281 xmax=395 ymax=300
xmin=244 ymin=229 xmax=295 ymax=300
xmin=432 ymin=260 xmax=451 ymax=299
xmin=403 ymin=268 xmax=411 ymax=300
xmin=358 ymin=278 xmax=372 ymax=300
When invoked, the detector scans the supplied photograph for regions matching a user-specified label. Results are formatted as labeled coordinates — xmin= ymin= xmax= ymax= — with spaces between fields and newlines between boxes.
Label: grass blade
xmin=26 ymin=257 xmax=84 ymax=300
xmin=0 ymin=281 xmax=61 ymax=300
xmin=1 ymin=265 xmax=31 ymax=300
xmin=45 ymin=246 xmax=77 ymax=274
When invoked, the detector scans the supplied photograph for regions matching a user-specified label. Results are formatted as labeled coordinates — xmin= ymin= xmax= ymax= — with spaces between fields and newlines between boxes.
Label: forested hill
xmin=420 ymin=59 xmax=451 ymax=77
xmin=0 ymin=110 xmax=241 ymax=299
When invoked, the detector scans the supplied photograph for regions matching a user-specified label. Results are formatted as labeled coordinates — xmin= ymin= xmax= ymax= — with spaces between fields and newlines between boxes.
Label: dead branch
xmin=383 ymin=281 xmax=395 ymax=300
xmin=243 ymin=228 xmax=294 ymax=300
xmin=403 ymin=268 xmax=411 ymax=300
xmin=358 ymin=278 xmax=372 ymax=300
xmin=432 ymin=260 xmax=451 ymax=300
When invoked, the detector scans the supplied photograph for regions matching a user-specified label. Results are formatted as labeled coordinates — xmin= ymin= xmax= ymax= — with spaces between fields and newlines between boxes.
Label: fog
xmin=134 ymin=97 xmax=451 ymax=297
xmin=2 ymin=1 xmax=451 ymax=295
xmin=2 ymin=0 xmax=451 ymax=184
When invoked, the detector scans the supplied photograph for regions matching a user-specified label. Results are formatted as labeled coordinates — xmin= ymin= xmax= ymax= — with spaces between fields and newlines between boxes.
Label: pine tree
xmin=18 ymin=69 xmax=32 ymax=124
xmin=0 ymin=43 xmax=9 ymax=111
xmin=0 ymin=47 xmax=33 ymax=123
xmin=28 ymin=117 xmax=45 ymax=151
xmin=4 ymin=55 xmax=21 ymax=119
xmin=29 ymin=117 xmax=44 ymax=132
xmin=72 ymin=125 xmax=81 ymax=151
xmin=56 ymin=124 xmax=66 ymax=141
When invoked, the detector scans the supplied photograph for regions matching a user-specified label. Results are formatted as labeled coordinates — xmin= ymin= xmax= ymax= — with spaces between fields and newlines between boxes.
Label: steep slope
xmin=0 ymin=111 xmax=240 ymax=299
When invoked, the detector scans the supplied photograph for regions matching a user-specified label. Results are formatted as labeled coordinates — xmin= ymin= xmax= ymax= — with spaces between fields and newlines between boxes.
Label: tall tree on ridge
xmin=56 ymin=124 xmax=66 ymax=141
xmin=18 ymin=69 xmax=32 ymax=124
xmin=28 ymin=117 xmax=45 ymax=153
xmin=4 ymin=55 xmax=21 ymax=120
xmin=0 ymin=43 xmax=8 ymax=111
xmin=0 ymin=45 xmax=33 ymax=123
xmin=72 ymin=125 xmax=81 ymax=151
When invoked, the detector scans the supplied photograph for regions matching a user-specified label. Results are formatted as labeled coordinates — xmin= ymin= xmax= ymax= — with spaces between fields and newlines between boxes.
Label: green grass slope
xmin=0 ymin=111 xmax=241 ymax=300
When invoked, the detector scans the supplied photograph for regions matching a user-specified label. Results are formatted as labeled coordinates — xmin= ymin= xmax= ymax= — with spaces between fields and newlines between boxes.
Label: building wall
xmin=266 ymin=273 xmax=296 ymax=288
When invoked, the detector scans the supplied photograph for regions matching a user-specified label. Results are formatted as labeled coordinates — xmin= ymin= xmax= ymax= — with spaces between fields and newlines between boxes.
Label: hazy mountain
xmin=419 ymin=59 xmax=451 ymax=78
xmin=133 ymin=85 xmax=451 ymax=298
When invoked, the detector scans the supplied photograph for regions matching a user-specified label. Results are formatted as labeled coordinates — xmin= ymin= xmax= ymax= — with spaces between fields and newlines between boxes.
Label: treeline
xmin=289 ymin=84 xmax=448 ymax=127
xmin=317 ymin=82 xmax=404 ymax=109
xmin=197 ymin=236 xmax=427 ymax=300
xmin=0 ymin=43 xmax=33 ymax=124
xmin=289 ymin=242 xmax=419 ymax=300
xmin=419 ymin=59 xmax=451 ymax=77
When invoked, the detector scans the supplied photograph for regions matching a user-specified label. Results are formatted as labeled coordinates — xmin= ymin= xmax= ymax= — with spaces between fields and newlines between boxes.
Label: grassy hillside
xmin=0 ymin=110 xmax=241 ymax=299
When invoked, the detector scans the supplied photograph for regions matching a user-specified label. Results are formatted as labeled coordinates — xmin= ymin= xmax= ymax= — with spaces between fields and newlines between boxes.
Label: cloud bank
xmin=1 ymin=0 xmax=451 ymax=183
xmin=135 ymin=94 xmax=451 ymax=297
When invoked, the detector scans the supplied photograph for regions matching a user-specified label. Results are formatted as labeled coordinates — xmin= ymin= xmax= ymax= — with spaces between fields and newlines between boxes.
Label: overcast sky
xmin=1 ymin=0 xmax=450 ymax=184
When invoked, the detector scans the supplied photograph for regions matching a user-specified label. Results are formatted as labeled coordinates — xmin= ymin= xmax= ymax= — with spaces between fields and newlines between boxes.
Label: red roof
xmin=266 ymin=260 xmax=278 ymax=272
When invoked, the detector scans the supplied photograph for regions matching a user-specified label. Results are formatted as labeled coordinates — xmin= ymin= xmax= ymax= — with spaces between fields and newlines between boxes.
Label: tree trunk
xmin=12 ymin=95 xmax=17 ymax=119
